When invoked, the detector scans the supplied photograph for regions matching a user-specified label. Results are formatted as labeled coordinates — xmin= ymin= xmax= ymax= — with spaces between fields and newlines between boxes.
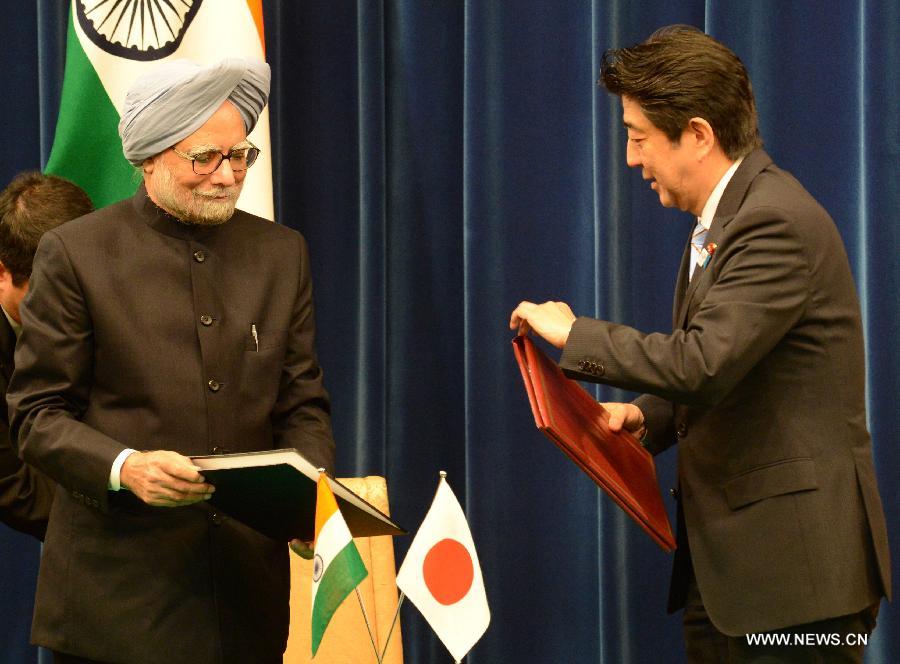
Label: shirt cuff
xmin=108 ymin=448 xmax=137 ymax=491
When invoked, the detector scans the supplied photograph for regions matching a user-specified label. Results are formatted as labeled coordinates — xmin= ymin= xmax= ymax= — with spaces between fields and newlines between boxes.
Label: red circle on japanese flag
xmin=422 ymin=538 xmax=474 ymax=605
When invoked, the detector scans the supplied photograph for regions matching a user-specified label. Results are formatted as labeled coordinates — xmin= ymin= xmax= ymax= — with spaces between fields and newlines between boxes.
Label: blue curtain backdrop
xmin=2 ymin=1 xmax=897 ymax=662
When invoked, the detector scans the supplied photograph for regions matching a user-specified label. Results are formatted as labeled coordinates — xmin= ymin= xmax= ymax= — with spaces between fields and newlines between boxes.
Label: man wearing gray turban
xmin=8 ymin=58 xmax=335 ymax=664
xmin=118 ymin=57 xmax=270 ymax=167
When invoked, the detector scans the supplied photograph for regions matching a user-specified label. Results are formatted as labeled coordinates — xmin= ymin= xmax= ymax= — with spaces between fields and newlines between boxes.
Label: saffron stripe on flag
xmin=314 ymin=480 xmax=339 ymax=538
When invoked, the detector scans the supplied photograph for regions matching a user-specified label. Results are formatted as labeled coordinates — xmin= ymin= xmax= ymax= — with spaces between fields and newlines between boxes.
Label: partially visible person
xmin=511 ymin=25 xmax=890 ymax=663
xmin=0 ymin=172 xmax=92 ymax=540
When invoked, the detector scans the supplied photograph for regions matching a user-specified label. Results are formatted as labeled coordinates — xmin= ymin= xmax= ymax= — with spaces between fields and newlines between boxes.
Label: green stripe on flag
xmin=44 ymin=11 xmax=138 ymax=209
xmin=311 ymin=541 xmax=368 ymax=656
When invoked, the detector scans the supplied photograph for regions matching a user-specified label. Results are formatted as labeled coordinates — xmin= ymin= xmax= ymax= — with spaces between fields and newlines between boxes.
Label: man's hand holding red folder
xmin=600 ymin=403 xmax=646 ymax=440
xmin=510 ymin=300 xmax=646 ymax=440
xmin=509 ymin=300 xmax=576 ymax=348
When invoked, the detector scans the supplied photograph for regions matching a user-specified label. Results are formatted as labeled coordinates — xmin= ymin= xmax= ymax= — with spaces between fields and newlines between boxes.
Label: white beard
xmin=149 ymin=161 xmax=243 ymax=226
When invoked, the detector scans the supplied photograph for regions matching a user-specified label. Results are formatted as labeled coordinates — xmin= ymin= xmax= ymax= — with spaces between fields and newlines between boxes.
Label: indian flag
xmin=311 ymin=475 xmax=368 ymax=657
xmin=45 ymin=0 xmax=273 ymax=219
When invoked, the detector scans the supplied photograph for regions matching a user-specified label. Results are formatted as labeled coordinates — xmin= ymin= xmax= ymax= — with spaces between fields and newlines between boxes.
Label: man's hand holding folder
xmin=602 ymin=402 xmax=647 ymax=441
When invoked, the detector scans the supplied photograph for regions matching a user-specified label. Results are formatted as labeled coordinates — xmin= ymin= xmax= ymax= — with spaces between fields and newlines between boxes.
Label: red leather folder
xmin=513 ymin=335 xmax=676 ymax=552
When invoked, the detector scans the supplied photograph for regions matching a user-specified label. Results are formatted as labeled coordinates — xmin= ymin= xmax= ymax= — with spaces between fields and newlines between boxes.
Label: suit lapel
xmin=672 ymin=233 xmax=692 ymax=329
xmin=673 ymin=149 xmax=774 ymax=330
xmin=0 ymin=313 xmax=15 ymax=391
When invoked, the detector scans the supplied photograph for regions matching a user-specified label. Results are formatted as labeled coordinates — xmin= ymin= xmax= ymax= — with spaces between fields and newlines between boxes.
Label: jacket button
xmin=200 ymin=314 xmax=213 ymax=326
xmin=211 ymin=512 xmax=224 ymax=525
xmin=578 ymin=360 xmax=588 ymax=370
xmin=669 ymin=487 xmax=679 ymax=499
xmin=193 ymin=250 xmax=206 ymax=263
xmin=208 ymin=379 xmax=221 ymax=392
xmin=595 ymin=362 xmax=605 ymax=376
xmin=676 ymin=423 xmax=687 ymax=437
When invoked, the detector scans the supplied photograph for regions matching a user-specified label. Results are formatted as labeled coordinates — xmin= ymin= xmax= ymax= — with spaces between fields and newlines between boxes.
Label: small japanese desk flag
xmin=396 ymin=472 xmax=490 ymax=662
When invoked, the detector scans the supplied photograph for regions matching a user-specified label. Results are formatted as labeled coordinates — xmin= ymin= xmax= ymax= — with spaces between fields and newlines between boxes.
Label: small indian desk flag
xmin=311 ymin=475 xmax=368 ymax=657
xmin=396 ymin=472 xmax=490 ymax=662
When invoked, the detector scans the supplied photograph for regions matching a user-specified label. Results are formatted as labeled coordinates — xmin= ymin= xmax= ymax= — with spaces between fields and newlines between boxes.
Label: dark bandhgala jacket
xmin=0 ymin=312 xmax=54 ymax=540
xmin=8 ymin=186 xmax=335 ymax=663
xmin=559 ymin=149 xmax=891 ymax=636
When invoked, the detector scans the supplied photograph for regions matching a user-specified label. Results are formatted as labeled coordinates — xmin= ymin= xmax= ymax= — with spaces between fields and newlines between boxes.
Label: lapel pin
xmin=700 ymin=242 xmax=717 ymax=269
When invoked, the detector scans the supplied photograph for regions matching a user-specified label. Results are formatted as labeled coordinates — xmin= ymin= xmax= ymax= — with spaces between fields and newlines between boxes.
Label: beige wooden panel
xmin=284 ymin=476 xmax=403 ymax=664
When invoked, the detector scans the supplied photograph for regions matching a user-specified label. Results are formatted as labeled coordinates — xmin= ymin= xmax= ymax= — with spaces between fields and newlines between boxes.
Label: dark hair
xmin=0 ymin=172 xmax=93 ymax=286
xmin=599 ymin=25 xmax=762 ymax=159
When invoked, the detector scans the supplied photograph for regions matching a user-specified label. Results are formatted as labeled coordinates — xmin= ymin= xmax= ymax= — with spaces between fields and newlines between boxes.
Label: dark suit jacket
xmin=559 ymin=149 xmax=891 ymax=636
xmin=8 ymin=187 xmax=335 ymax=663
xmin=0 ymin=312 xmax=54 ymax=540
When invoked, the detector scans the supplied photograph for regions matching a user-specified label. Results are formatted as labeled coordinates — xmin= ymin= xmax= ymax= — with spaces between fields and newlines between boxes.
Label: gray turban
xmin=118 ymin=57 xmax=271 ymax=165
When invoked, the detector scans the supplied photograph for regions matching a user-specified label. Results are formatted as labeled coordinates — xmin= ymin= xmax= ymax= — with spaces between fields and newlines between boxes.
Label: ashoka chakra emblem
xmin=76 ymin=0 xmax=203 ymax=61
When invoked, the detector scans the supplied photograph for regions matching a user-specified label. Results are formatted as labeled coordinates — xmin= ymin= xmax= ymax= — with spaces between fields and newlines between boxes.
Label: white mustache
xmin=195 ymin=187 xmax=238 ymax=200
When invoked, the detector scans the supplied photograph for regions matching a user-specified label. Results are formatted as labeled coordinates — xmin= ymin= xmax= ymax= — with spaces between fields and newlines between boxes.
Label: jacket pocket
xmin=723 ymin=457 xmax=818 ymax=510
xmin=243 ymin=327 xmax=289 ymax=352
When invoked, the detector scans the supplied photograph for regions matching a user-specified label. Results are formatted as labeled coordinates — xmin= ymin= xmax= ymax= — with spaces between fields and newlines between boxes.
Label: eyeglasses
xmin=171 ymin=142 xmax=261 ymax=175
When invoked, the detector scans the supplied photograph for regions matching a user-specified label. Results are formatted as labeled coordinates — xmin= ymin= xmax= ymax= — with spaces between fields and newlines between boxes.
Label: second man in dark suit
xmin=510 ymin=25 xmax=889 ymax=663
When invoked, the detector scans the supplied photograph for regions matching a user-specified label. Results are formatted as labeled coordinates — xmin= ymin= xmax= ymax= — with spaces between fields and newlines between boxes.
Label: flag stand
xmin=375 ymin=592 xmax=464 ymax=663
xmin=378 ymin=591 xmax=405 ymax=662
xmin=354 ymin=587 xmax=382 ymax=664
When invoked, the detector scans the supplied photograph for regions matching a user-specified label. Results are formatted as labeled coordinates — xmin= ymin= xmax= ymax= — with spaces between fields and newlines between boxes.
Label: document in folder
xmin=512 ymin=335 xmax=676 ymax=552
xmin=191 ymin=449 xmax=405 ymax=542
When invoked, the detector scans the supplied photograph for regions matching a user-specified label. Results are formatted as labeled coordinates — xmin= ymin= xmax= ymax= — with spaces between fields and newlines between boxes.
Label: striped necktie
xmin=689 ymin=220 xmax=708 ymax=281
